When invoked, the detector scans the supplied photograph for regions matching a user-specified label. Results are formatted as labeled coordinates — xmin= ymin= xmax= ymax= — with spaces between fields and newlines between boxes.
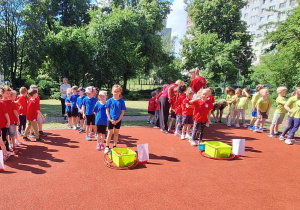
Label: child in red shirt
xmin=206 ymin=87 xmax=215 ymax=127
xmin=153 ymin=85 xmax=168 ymax=129
xmin=189 ymin=88 xmax=214 ymax=146
xmin=0 ymin=86 xmax=10 ymax=161
xmin=23 ymin=89 xmax=45 ymax=142
xmin=17 ymin=87 xmax=27 ymax=138
xmin=181 ymin=88 xmax=194 ymax=140
xmin=147 ymin=91 xmax=157 ymax=124
xmin=9 ymin=90 xmax=21 ymax=152
xmin=174 ymin=85 xmax=187 ymax=136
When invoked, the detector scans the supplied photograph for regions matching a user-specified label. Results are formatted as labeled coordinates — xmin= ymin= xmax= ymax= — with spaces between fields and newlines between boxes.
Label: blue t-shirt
xmin=93 ymin=102 xmax=108 ymax=125
xmin=76 ymin=95 xmax=86 ymax=112
xmin=82 ymin=96 xmax=97 ymax=115
xmin=65 ymin=97 xmax=71 ymax=112
xmin=70 ymin=94 xmax=79 ymax=108
xmin=106 ymin=98 xmax=126 ymax=121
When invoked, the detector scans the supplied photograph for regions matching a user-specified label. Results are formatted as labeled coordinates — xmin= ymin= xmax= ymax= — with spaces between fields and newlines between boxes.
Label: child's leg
xmin=113 ymin=128 xmax=120 ymax=147
xmin=86 ymin=125 xmax=90 ymax=137
xmin=191 ymin=122 xmax=200 ymax=140
xmin=199 ymin=122 xmax=206 ymax=141
xmin=287 ymin=118 xmax=300 ymax=140
xmin=228 ymin=110 xmax=233 ymax=125
xmin=24 ymin=121 xmax=31 ymax=138
xmin=150 ymin=114 xmax=155 ymax=123
xmin=9 ymin=125 xmax=16 ymax=148
xmin=106 ymin=129 xmax=113 ymax=147
xmin=0 ymin=128 xmax=8 ymax=155
xmin=274 ymin=124 xmax=279 ymax=133
xmin=182 ymin=124 xmax=187 ymax=136
xmin=236 ymin=110 xmax=240 ymax=125
xmin=261 ymin=118 xmax=267 ymax=128
xmin=175 ymin=115 xmax=182 ymax=134
xmin=32 ymin=121 xmax=40 ymax=139
xmin=168 ymin=118 xmax=174 ymax=131
xmin=281 ymin=116 xmax=294 ymax=137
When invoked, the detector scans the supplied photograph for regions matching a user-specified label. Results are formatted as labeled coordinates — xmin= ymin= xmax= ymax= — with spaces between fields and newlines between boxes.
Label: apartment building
xmin=241 ymin=0 xmax=298 ymax=65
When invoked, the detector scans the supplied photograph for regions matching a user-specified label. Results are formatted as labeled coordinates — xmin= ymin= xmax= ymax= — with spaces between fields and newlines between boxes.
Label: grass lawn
xmin=40 ymin=99 xmax=148 ymax=117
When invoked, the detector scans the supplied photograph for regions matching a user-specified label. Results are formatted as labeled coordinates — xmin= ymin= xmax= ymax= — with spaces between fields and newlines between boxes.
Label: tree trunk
xmin=123 ymin=73 xmax=128 ymax=91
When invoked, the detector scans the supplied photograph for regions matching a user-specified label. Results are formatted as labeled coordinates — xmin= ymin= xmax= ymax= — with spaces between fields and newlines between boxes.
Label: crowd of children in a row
xmin=148 ymin=82 xmax=300 ymax=146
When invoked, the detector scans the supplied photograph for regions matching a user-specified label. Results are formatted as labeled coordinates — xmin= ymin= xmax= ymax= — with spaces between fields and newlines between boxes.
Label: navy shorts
xmin=67 ymin=112 xmax=72 ymax=118
xmin=107 ymin=120 xmax=122 ymax=129
xmin=182 ymin=115 xmax=193 ymax=125
xmin=79 ymin=112 xmax=83 ymax=120
xmin=86 ymin=114 xmax=95 ymax=125
xmin=71 ymin=107 xmax=78 ymax=117
xmin=97 ymin=125 xmax=107 ymax=134
xmin=170 ymin=112 xmax=176 ymax=119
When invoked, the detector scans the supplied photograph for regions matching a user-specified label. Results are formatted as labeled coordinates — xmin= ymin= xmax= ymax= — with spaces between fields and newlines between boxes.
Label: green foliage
xmin=182 ymin=0 xmax=252 ymax=85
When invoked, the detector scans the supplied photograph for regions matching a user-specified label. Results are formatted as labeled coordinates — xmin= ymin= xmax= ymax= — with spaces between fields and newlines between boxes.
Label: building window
xmin=279 ymin=2 xmax=286 ymax=8
xmin=252 ymin=7 xmax=259 ymax=12
xmin=269 ymin=5 xmax=276 ymax=10
xmin=270 ymin=0 xmax=275 ymax=2
xmin=249 ymin=23 xmax=256 ymax=27
xmin=262 ymin=8 xmax=266 ymax=13
xmin=254 ymin=0 xmax=260 ymax=2
xmin=278 ymin=12 xmax=285 ymax=18
xmin=290 ymin=0 xmax=296 ymax=6
xmin=255 ymin=42 xmax=259 ymax=46
xmin=251 ymin=15 xmax=258 ymax=19
xmin=260 ymin=16 xmax=265 ymax=21
xmin=263 ymin=0 xmax=267 ymax=4
xmin=244 ymin=13 xmax=248 ymax=18
xmin=250 ymin=31 xmax=255 ymax=35
xmin=263 ymin=42 xmax=268 ymax=46
xmin=287 ymin=10 xmax=293 ymax=15
xmin=267 ymin=15 xmax=274 ymax=20
xmin=257 ymin=33 xmax=262 ymax=38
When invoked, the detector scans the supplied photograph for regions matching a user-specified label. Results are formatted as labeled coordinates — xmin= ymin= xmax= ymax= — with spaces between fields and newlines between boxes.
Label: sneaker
xmin=100 ymin=144 xmax=105 ymax=150
xmin=160 ymin=129 xmax=164 ymax=132
xmin=23 ymin=136 xmax=31 ymax=141
xmin=253 ymin=127 xmax=260 ymax=132
xmin=258 ymin=127 xmax=264 ymax=133
xmin=268 ymin=134 xmax=276 ymax=138
xmin=168 ymin=129 xmax=174 ymax=134
xmin=3 ymin=152 xmax=10 ymax=161
xmin=18 ymin=132 xmax=22 ymax=136
xmin=243 ymin=124 xmax=248 ymax=128
xmin=29 ymin=133 xmax=35 ymax=138
xmin=181 ymin=134 xmax=185 ymax=140
xmin=236 ymin=124 xmax=240 ymax=128
xmin=206 ymin=123 xmax=209 ymax=127
xmin=39 ymin=131 xmax=47 ymax=137
xmin=285 ymin=139 xmax=293 ymax=145
xmin=153 ymin=126 xmax=159 ymax=129
xmin=9 ymin=144 xmax=13 ymax=150
xmin=279 ymin=135 xmax=285 ymax=141
xmin=85 ymin=136 xmax=91 ymax=141
xmin=67 ymin=124 xmax=72 ymax=129
xmin=248 ymin=125 xmax=254 ymax=130
xmin=15 ymin=139 xmax=22 ymax=146
xmin=227 ymin=123 xmax=231 ymax=127
xmin=185 ymin=134 xmax=191 ymax=139
xmin=104 ymin=147 xmax=110 ymax=154
xmin=88 ymin=133 xmax=93 ymax=138
xmin=163 ymin=130 xmax=169 ymax=134
xmin=190 ymin=140 xmax=197 ymax=146
xmin=274 ymin=131 xmax=280 ymax=135
xmin=78 ymin=128 xmax=83 ymax=133
xmin=174 ymin=132 xmax=181 ymax=137
xmin=96 ymin=143 xmax=101 ymax=151
xmin=36 ymin=138 xmax=45 ymax=142
xmin=77 ymin=123 xmax=80 ymax=128
xmin=73 ymin=126 xmax=77 ymax=130
xmin=218 ymin=120 xmax=222 ymax=123
xmin=147 ymin=121 xmax=150 ymax=124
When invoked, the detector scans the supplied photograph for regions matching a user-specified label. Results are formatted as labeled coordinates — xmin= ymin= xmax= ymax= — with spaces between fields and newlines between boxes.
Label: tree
xmin=182 ymin=0 xmax=252 ymax=85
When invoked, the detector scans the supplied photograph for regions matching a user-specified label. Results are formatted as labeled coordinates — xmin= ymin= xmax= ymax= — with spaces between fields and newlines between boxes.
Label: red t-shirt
xmin=161 ymin=83 xmax=178 ymax=97
xmin=17 ymin=95 xmax=27 ymax=115
xmin=156 ymin=92 xmax=163 ymax=111
xmin=190 ymin=99 xmax=213 ymax=122
xmin=3 ymin=100 xmax=17 ymax=124
xmin=174 ymin=94 xmax=185 ymax=115
xmin=170 ymin=95 xmax=177 ymax=113
xmin=0 ymin=101 xmax=8 ymax=128
xmin=182 ymin=98 xmax=194 ymax=116
xmin=27 ymin=99 xmax=38 ymax=121
xmin=148 ymin=97 xmax=156 ymax=111
xmin=207 ymin=95 xmax=215 ymax=104
xmin=189 ymin=76 xmax=207 ymax=93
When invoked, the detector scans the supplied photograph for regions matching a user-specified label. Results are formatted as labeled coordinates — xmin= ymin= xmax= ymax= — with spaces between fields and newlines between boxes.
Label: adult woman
xmin=159 ymin=80 xmax=184 ymax=133
xmin=189 ymin=67 xmax=207 ymax=98
xmin=60 ymin=78 xmax=71 ymax=118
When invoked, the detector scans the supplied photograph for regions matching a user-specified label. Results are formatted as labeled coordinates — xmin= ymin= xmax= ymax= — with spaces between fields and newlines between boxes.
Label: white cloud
xmin=166 ymin=0 xmax=187 ymax=56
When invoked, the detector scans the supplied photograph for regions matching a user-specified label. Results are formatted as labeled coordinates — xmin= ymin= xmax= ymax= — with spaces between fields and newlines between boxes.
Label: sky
xmin=166 ymin=0 xmax=187 ymax=56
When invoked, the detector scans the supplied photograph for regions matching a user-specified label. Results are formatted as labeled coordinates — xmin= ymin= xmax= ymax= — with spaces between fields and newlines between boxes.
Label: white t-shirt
xmin=60 ymin=84 xmax=71 ymax=99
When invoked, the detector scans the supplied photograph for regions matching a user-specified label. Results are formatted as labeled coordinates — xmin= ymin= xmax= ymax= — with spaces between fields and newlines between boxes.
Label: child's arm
xmin=65 ymin=101 xmax=72 ymax=106
xmin=266 ymin=100 xmax=273 ymax=115
xmin=244 ymin=90 xmax=251 ymax=98
xmin=116 ymin=110 xmax=125 ymax=124
xmin=82 ymin=105 xmax=86 ymax=118
xmin=207 ymin=110 xmax=212 ymax=124
xmin=4 ymin=113 xmax=10 ymax=128
xmin=106 ymin=108 xmax=113 ymax=122
xmin=284 ymin=103 xmax=293 ymax=114
xmin=37 ymin=110 xmax=45 ymax=121
xmin=13 ymin=110 xmax=20 ymax=125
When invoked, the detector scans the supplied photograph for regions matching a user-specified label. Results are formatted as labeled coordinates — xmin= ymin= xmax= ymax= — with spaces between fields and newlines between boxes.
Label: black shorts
xmin=71 ymin=107 xmax=79 ymax=117
xmin=170 ymin=112 xmax=176 ymax=119
xmin=86 ymin=114 xmax=95 ymax=125
xmin=67 ymin=112 xmax=72 ymax=118
xmin=97 ymin=125 xmax=107 ymax=134
xmin=182 ymin=115 xmax=193 ymax=125
xmin=107 ymin=120 xmax=122 ymax=129
xmin=148 ymin=111 xmax=155 ymax=115
xmin=79 ymin=113 xmax=83 ymax=120
xmin=260 ymin=111 xmax=268 ymax=119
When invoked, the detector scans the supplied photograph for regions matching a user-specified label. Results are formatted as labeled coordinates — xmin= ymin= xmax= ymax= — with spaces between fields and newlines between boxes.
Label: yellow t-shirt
xmin=226 ymin=94 xmax=234 ymax=110
xmin=251 ymin=92 xmax=261 ymax=107
xmin=231 ymin=95 xmax=238 ymax=110
xmin=286 ymin=96 xmax=298 ymax=114
xmin=256 ymin=97 xmax=272 ymax=112
xmin=275 ymin=96 xmax=287 ymax=114
xmin=291 ymin=100 xmax=300 ymax=118
xmin=236 ymin=96 xmax=250 ymax=110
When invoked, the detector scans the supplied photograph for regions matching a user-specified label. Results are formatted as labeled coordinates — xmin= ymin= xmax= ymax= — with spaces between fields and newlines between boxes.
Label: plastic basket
xmin=204 ymin=141 xmax=232 ymax=158
xmin=198 ymin=142 xmax=206 ymax=151
xmin=111 ymin=148 xmax=136 ymax=167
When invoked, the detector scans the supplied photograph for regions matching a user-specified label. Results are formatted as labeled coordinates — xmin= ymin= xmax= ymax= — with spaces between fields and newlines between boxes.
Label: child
xmin=189 ymin=88 xmax=214 ymax=146
xmin=93 ymin=91 xmax=108 ymax=151
xmin=225 ymin=87 xmax=235 ymax=126
xmin=284 ymin=95 xmax=300 ymax=145
xmin=65 ymin=88 xmax=73 ymax=128
xmin=181 ymin=88 xmax=194 ymax=140
xmin=253 ymin=88 xmax=272 ymax=133
xmin=70 ymin=86 xmax=79 ymax=130
xmin=279 ymin=87 xmax=300 ymax=143
xmin=76 ymin=87 xmax=86 ymax=133
xmin=104 ymin=85 xmax=126 ymax=153
xmin=0 ymin=86 xmax=11 ymax=160
xmin=235 ymin=88 xmax=251 ymax=128
xmin=206 ymin=87 xmax=215 ymax=126
xmin=268 ymin=87 xmax=288 ymax=138
xmin=249 ymin=84 xmax=265 ymax=130
xmin=212 ymin=101 xmax=227 ymax=123
xmin=23 ymin=89 xmax=45 ymax=142
xmin=174 ymin=85 xmax=187 ymax=136
xmin=227 ymin=88 xmax=238 ymax=127
xmin=82 ymin=86 xmax=98 ymax=141
xmin=10 ymin=90 xmax=21 ymax=151
xmin=153 ymin=85 xmax=168 ymax=129
xmin=147 ymin=91 xmax=156 ymax=124
xmin=17 ymin=87 xmax=27 ymax=139
xmin=168 ymin=92 xmax=177 ymax=133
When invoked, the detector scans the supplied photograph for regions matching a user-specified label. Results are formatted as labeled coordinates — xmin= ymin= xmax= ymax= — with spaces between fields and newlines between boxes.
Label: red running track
xmin=0 ymin=124 xmax=299 ymax=209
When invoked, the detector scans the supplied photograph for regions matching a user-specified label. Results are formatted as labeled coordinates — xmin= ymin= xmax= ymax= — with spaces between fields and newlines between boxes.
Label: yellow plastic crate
xmin=204 ymin=141 xmax=232 ymax=158
xmin=111 ymin=148 xmax=136 ymax=167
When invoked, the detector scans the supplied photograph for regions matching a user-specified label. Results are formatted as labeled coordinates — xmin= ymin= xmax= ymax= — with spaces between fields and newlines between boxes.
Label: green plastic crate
xmin=111 ymin=148 xmax=136 ymax=167
xmin=204 ymin=141 xmax=232 ymax=158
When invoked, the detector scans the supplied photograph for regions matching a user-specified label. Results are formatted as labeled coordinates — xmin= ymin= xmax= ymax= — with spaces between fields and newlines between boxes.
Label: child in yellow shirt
xmin=254 ymin=88 xmax=272 ymax=132
xmin=235 ymin=88 xmax=250 ymax=128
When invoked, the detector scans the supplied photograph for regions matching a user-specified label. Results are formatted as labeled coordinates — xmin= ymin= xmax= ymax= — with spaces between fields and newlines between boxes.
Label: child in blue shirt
xmin=104 ymin=85 xmax=126 ymax=153
xmin=93 ymin=90 xmax=108 ymax=151
xmin=76 ymin=87 xmax=86 ymax=133
xmin=70 ymin=86 xmax=79 ymax=130
xmin=65 ymin=88 xmax=72 ymax=128
xmin=82 ymin=86 xmax=98 ymax=141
